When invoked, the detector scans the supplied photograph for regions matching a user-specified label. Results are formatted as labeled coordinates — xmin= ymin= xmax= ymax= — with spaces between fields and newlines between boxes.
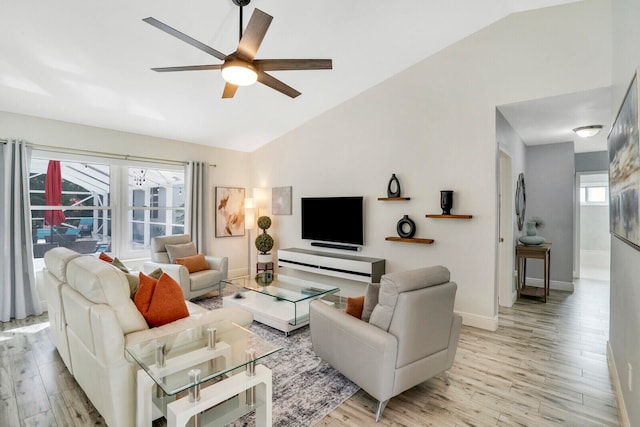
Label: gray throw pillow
xmin=361 ymin=282 xmax=380 ymax=322
xmin=165 ymin=242 xmax=197 ymax=264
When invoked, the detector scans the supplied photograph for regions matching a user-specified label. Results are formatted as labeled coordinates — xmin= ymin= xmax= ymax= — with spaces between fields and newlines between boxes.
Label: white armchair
xmin=143 ymin=234 xmax=228 ymax=300
xmin=310 ymin=266 xmax=462 ymax=422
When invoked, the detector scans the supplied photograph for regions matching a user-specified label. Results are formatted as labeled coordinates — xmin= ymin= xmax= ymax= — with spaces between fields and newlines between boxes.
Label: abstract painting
xmin=272 ymin=186 xmax=292 ymax=215
xmin=609 ymin=70 xmax=640 ymax=249
xmin=215 ymin=187 xmax=245 ymax=237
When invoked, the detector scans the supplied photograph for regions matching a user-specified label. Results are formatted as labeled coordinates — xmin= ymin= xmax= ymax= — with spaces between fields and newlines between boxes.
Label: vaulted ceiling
xmin=1 ymin=0 xmax=580 ymax=152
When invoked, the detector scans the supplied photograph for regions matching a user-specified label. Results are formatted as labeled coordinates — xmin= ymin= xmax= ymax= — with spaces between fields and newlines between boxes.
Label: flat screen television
xmin=301 ymin=197 xmax=364 ymax=245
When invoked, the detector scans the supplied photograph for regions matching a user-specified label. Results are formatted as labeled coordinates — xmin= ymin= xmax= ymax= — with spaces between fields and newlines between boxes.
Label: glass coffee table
xmin=222 ymin=273 xmax=340 ymax=336
xmin=126 ymin=319 xmax=281 ymax=427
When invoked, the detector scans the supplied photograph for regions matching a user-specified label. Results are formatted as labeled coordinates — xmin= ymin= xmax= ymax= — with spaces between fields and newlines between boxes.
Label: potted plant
xmin=255 ymin=216 xmax=274 ymax=263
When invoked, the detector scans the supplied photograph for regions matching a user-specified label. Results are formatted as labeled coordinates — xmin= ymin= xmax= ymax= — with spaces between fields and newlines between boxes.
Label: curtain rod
xmin=1 ymin=140 xmax=216 ymax=167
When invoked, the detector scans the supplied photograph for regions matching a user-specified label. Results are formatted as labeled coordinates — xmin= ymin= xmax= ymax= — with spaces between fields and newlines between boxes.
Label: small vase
xmin=387 ymin=174 xmax=401 ymax=198
xmin=396 ymin=215 xmax=416 ymax=238
xmin=519 ymin=222 xmax=545 ymax=245
xmin=440 ymin=190 xmax=453 ymax=215
xmin=526 ymin=222 xmax=537 ymax=236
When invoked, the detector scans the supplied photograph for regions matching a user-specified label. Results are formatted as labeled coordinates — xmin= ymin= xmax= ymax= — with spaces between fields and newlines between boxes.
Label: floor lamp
xmin=245 ymin=198 xmax=255 ymax=276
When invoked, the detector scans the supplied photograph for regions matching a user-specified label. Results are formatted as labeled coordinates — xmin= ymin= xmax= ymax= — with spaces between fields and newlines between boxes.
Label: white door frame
xmin=498 ymin=150 xmax=516 ymax=307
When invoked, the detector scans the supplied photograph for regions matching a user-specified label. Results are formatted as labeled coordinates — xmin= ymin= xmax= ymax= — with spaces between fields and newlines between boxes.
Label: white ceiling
xmin=1 ymin=0 xmax=580 ymax=152
xmin=499 ymin=86 xmax=613 ymax=153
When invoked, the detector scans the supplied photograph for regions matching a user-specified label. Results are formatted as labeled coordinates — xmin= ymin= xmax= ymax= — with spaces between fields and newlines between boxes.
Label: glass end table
xmin=126 ymin=319 xmax=281 ymax=427
xmin=222 ymin=273 xmax=340 ymax=335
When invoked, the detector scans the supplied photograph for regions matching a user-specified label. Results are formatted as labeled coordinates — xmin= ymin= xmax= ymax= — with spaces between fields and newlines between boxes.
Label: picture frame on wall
xmin=272 ymin=186 xmax=292 ymax=215
xmin=215 ymin=187 xmax=245 ymax=237
xmin=609 ymin=69 xmax=640 ymax=249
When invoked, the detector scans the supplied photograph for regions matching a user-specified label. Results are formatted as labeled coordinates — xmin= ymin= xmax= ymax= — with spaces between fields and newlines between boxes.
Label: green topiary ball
xmin=257 ymin=216 xmax=272 ymax=231
xmin=255 ymin=233 xmax=274 ymax=254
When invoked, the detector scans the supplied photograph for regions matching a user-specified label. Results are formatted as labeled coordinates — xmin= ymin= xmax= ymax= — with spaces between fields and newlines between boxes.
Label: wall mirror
xmin=515 ymin=173 xmax=526 ymax=231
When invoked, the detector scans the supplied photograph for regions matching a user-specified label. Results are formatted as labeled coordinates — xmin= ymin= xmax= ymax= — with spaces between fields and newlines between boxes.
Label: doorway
xmin=576 ymin=172 xmax=610 ymax=280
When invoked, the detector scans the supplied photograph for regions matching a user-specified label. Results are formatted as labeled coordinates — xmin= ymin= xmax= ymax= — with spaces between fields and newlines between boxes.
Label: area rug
xmin=192 ymin=295 xmax=360 ymax=427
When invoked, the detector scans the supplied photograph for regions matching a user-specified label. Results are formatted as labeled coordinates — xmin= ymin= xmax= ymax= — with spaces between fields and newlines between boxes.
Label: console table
xmin=277 ymin=248 xmax=385 ymax=283
xmin=516 ymin=243 xmax=551 ymax=303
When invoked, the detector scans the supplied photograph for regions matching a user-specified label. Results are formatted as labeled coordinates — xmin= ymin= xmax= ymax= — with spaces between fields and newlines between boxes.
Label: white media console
xmin=277 ymin=248 xmax=385 ymax=297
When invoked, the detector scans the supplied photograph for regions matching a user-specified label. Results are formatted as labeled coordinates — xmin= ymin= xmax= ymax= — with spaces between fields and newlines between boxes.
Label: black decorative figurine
xmin=440 ymin=190 xmax=453 ymax=215
xmin=387 ymin=174 xmax=401 ymax=198
xmin=396 ymin=215 xmax=416 ymax=238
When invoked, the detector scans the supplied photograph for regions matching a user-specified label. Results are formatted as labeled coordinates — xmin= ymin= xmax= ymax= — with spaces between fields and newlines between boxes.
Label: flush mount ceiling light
xmin=572 ymin=125 xmax=603 ymax=138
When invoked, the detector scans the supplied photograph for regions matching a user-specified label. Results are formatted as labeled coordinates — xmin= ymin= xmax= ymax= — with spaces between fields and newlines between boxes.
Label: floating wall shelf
xmin=426 ymin=214 xmax=473 ymax=219
xmin=385 ymin=237 xmax=434 ymax=244
xmin=378 ymin=197 xmax=411 ymax=201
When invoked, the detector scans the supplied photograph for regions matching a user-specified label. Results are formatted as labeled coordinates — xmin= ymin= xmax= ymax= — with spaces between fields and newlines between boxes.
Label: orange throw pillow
xmin=134 ymin=273 xmax=189 ymax=327
xmin=346 ymin=296 xmax=365 ymax=319
xmin=99 ymin=252 xmax=113 ymax=263
xmin=175 ymin=254 xmax=210 ymax=273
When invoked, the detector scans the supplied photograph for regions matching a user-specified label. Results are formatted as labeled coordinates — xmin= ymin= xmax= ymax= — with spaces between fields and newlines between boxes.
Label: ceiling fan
xmin=143 ymin=0 xmax=332 ymax=99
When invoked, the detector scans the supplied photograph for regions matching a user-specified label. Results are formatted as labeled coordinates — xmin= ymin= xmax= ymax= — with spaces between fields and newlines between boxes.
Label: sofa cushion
xmin=346 ymin=296 xmax=365 ymax=318
xmin=370 ymin=266 xmax=450 ymax=331
xmin=134 ymin=273 xmax=189 ymax=327
xmin=99 ymin=252 xmax=113 ymax=263
xmin=190 ymin=269 xmax=223 ymax=291
xmin=44 ymin=247 xmax=82 ymax=283
xmin=66 ymin=256 xmax=148 ymax=334
xmin=165 ymin=242 xmax=197 ymax=264
xmin=361 ymin=282 xmax=380 ymax=322
xmin=175 ymin=254 xmax=210 ymax=273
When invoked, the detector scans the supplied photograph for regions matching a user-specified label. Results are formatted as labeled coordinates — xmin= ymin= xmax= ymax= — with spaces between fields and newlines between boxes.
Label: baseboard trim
xmin=456 ymin=311 xmax=498 ymax=331
xmin=525 ymin=277 xmax=574 ymax=292
xmin=607 ymin=341 xmax=631 ymax=427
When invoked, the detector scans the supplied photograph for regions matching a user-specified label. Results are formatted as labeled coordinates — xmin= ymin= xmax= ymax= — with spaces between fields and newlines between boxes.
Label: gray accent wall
xmin=525 ymin=142 xmax=575 ymax=283
xmin=611 ymin=0 xmax=640 ymax=423
xmin=575 ymin=151 xmax=608 ymax=172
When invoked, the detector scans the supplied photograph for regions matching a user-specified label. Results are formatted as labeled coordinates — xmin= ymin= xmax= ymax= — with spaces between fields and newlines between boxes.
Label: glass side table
xmin=126 ymin=319 xmax=281 ymax=427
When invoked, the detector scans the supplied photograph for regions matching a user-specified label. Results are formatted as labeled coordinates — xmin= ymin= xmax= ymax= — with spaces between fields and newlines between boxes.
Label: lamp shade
xmin=573 ymin=125 xmax=603 ymax=138
xmin=245 ymin=198 xmax=255 ymax=230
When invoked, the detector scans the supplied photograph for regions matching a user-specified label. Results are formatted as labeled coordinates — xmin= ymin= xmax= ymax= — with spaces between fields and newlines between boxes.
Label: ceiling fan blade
xmin=143 ymin=17 xmax=227 ymax=61
xmin=236 ymin=9 xmax=273 ymax=61
xmin=258 ymin=71 xmax=301 ymax=98
xmin=254 ymin=59 xmax=332 ymax=71
xmin=222 ymin=82 xmax=239 ymax=99
xmin=151 ymin=65 xmax=223 ymax=72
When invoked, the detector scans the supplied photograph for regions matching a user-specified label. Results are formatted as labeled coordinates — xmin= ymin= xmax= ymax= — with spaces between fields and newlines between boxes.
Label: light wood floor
xmin=0 ymin=277 xmax=619 ymax=426
xmin=319 ymin=277 xmax=620 ymax=426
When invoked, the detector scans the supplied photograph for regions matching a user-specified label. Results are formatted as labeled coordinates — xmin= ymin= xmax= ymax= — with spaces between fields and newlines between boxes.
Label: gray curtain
xmin=187 ymin=161 xmax=210 ymax=254
xmin=0 ymin=140 xmax=42 ymax=322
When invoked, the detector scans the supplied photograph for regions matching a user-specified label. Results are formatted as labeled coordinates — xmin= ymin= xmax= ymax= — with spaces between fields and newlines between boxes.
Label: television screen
xmin=301 ymin=197 xmax=364 ymax=245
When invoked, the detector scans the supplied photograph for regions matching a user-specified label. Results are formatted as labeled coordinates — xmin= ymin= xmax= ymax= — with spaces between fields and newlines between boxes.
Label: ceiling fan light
xmin=221 ymin=60 xmax=257 ymax=86
xmin=573 ymin=125 xmax=603 ymax=138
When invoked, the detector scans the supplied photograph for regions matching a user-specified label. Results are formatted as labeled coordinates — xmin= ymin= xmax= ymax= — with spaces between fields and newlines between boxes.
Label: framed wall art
xmin=272 ymin=186 xmax=292 ymax=215
xmin=609 ymin=69 xmax=640 ymax=249
xmin=215 ymin=187 xmax=245 ymax=237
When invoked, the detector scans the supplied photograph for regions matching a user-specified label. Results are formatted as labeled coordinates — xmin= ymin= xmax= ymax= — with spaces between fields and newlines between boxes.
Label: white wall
xmin=0 ymin=111 xmax=252 ymax=276
xmin=525 ymin=142 xmax=575 ymax=286
xmin=611 ymin=0 xmax=640 ymax=424
xmin=250 ymin=0 xmax=612 ymax=331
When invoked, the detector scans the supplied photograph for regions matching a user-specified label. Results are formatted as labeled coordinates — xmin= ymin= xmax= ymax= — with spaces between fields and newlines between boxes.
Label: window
xmin=127 ymin=167 xmax=185 ymax=252
xmin=580 ymin=185 xmax=608 ymax=206
xmin=29 ymin=153 xmax=185 ymax=260
xmin=29 ymin=158 xmax=112 ymax=258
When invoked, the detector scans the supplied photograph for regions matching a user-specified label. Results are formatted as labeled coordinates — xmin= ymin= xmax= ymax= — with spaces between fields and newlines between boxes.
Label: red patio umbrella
xmin=44 ymin=160 xmax=66 ymax=227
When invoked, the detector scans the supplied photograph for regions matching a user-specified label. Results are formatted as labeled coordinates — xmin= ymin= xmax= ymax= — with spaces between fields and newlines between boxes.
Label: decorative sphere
xmin=255 ymin=233 xmax=274 ymax=254
xmin=257 ymin=216 xmax=272 ymax=231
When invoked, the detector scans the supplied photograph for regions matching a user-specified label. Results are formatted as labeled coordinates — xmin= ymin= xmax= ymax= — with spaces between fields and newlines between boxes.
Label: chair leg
xmin=375 ymin=399 xmax=389 ymax=422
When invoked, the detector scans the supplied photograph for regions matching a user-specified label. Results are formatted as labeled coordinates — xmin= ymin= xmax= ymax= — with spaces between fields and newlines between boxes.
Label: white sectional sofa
xmin=43 ymin=247 xmax=252 ymax=427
